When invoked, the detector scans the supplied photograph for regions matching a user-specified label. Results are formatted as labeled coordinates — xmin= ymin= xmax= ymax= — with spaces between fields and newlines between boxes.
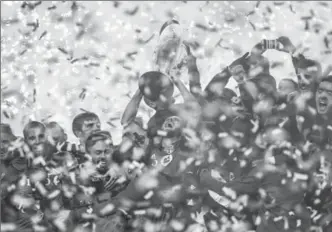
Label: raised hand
xmin=276 ymin=36 xmax=296 ymax=53
xmin=183 ymin=41 xmax=197 ymax=70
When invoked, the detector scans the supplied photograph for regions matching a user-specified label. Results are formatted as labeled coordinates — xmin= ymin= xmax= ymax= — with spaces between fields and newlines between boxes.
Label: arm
xmin=204 ymin=66 xmax=232 ymax=101
xmin=274 ymin=36 xmax=315 ymax=80
xmin=204 ymin=52 xmax=250 ymax=101
xmin=121 ymin=89 xmax=143 ymax=127
xmin=185 ymin=45 xmax=208 ymax=107
xmin=183 ymin=43 xmax=202 ymax=95
xmin=172 ymin=77 xmax=197 ymax=102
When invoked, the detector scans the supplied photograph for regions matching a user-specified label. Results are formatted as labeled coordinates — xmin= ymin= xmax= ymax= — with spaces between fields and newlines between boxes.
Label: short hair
xmin=72 ymin=112 xmax=99 ymax=137
xmin=295 ymin=56 xmax=319 ymax=69
xmin=23 ymin=121 xmax=45 ymax=139
xmin=85 ymin=131 xmax=113 ymax=153
xmin=319 ymin=75 xmax=332 ymax=84
xmin=46 ymin=121 xmax=65 ymax=132
xmin=279 ymin=78 xmax=298 ymax=90
xmin=293 ymin=55 xmax=322 ymax=76
xmin=251 ymin=73 xmax=277 ymax=95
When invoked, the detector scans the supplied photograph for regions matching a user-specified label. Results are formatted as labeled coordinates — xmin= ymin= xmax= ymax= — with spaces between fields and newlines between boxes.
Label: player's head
xmin=277 ymin=78 xmax=298 ymax=103
xmin=23 ymin=121 xmax=47 ymax=156
xmin=45 ymin=121 xmax=67 ymax=146
xmin=85 ymin=131 xmax=113 ymax=173
xmin=72 ymin=112 xmax=101 ymax=144
xmin=0 ymin=123 xmax=16 ymax=160
xmin=315 ymin=76 xmax=332 ymax=115
xmin=294 ymin=56 xmax=322 ymax=93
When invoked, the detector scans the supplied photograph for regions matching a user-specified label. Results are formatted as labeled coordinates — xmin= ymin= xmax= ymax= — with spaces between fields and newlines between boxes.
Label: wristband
xmin=262 ymin=39 xmax=280 ymax=50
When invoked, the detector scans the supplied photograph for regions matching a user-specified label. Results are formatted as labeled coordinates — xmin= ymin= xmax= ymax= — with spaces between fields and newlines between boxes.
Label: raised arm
xmin=276 ymin=37 xmax=320 ymax=76
xmin=204 ymin=52 xmax=250 ymax=101
xmin=121 ymin=89 xmax=143 ymax=127
xmin=182 ymin=43 xmax=202 ymax=92
xmin=171 ymin=75 xmax=197 ymax=103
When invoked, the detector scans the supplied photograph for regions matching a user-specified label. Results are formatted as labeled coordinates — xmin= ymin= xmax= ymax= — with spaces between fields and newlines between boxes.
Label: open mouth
xmin=33 ymin=144 xmax=44 ymax=153
xmin=318 ymin=98 xmax=328 ymax=111
xmin=97 ymin=160 xmax=107 ymax=169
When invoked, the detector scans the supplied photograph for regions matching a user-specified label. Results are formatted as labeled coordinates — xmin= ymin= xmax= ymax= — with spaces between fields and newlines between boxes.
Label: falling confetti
xmin=1 ymin=1 xmax=332 ymax=232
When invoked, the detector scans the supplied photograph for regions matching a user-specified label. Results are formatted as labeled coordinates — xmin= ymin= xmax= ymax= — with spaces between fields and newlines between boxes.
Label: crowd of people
xmin=1 ymin=20 xmax=332 ymax=232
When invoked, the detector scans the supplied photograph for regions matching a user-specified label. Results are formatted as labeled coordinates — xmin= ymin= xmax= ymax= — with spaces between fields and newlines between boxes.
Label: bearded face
xmin=88 ymin=140 xmax=113 ymax=173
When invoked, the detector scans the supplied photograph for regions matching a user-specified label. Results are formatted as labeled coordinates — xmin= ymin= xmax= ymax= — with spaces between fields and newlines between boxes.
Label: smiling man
xmin=23 ymin=121 xmax=52 ymax=159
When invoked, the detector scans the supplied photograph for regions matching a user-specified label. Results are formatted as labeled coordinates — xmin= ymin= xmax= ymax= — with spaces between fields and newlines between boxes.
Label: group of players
xmin=1 ymin=21 xmax=332 ymax=232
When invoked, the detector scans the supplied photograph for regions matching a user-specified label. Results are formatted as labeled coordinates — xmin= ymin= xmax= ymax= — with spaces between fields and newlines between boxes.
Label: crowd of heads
xmin=1 ymin=22 xmax=332 ymax=232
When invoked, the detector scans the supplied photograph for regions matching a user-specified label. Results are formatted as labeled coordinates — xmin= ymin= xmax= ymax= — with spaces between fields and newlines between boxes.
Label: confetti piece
xmin=100 ymin=204 xmax=115 ymax=216
xmin=1 ymin=18 xmax=20 ymax=25
xmin=195 ymin=23 xmax=218 ymax=32
xmin=137 ymin=34 xmax=155 ymax=44
xmin=21 ymin=1 xmax=42 ymax=10
xmin=26 ymin=20 xmax=39 ymax=32
xmin=125 ymin=6 xmax=139 ymax=16
xmin=47 ymin=5 xmax=56 ymax=10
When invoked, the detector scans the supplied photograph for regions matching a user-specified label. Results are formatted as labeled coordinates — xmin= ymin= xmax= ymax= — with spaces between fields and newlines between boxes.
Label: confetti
xmin=1 ymin=2 xmax=332 ymax=232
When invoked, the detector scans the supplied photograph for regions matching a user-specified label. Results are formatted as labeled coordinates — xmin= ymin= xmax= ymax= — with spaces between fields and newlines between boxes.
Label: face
xmin=78 ymin=118 xmax=101 ymax=142
xmin=230 ymin=65 xmax=247 ymax=83
xmin=278 ymin=80 xmax=297 ymax=99
xmin=248 ymin=55 xmax=268 ymax=78
xmin=26 ymin=126 xmax=47 ymax=156
xmin=46 ymin=126 xmax=67 ymax=146
xmin=88 ymin=140 xmax=113 ymax=172
xmin=316 ymin=81 xmax=332 ymax=115
xmin=297 ymin=69 xmax=316 ymax=93
xmin=0 ymin=133 xmax=14 ymax=160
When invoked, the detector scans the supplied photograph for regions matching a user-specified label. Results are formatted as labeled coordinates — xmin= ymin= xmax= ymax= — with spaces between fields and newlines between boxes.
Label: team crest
xmin=161 ymin=154 xmax=173 ymax=166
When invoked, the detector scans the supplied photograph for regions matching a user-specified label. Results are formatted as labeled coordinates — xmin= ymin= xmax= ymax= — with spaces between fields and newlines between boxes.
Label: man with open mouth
xmin=316 ymin=76 xmax=332 ymax=117
xmin=300 ymin=76 xmax=332 ymax=147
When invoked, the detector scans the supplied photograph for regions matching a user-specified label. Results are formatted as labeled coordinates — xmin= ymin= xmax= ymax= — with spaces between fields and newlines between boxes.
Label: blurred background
xmin=1 ymin=1 xmax=332 ymax=143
